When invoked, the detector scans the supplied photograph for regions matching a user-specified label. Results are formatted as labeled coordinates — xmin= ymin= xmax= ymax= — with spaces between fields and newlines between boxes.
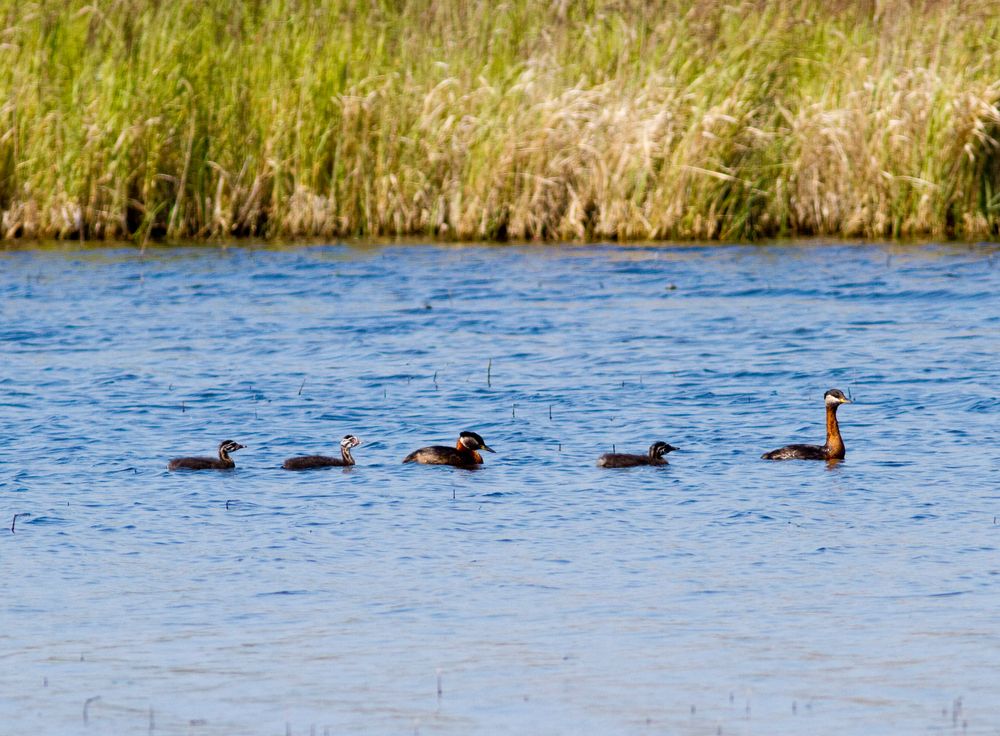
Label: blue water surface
xmin=1 ymin=242 xmax=998 ymax=735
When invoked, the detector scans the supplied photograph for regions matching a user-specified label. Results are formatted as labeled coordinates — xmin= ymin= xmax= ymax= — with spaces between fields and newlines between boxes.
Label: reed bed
xmin=1 ymin=0 xmax=999 ymax=242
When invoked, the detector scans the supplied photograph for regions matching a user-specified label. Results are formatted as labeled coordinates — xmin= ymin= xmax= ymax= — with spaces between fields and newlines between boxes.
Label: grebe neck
xmin=341 ymin=444 xmax=355 ymax=465
xmin=825 ymin=403 xmax=845 ymax=459
xmin=454 ymin=439 xmax=482 ymax=464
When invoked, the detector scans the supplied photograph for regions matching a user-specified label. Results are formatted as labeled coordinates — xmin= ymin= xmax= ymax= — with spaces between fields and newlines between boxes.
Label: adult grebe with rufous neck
xmin=403 ymin=431 xmax=495 ymax=468
xmin=283 ymin=435 xmax=361 ymax=470
xmin=762 ymin=389 xmax=853 ymax=461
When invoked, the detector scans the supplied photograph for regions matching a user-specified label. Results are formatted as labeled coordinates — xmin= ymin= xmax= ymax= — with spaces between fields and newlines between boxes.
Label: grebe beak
xmin=840 ymin=397 xmax=852 ymax=404
xmin=481 ymin=444 xmax=496 ymax=453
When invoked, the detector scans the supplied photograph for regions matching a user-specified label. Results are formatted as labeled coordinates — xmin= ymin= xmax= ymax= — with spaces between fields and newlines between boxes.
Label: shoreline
xmin=3 ymin=237 xmax=998 ymax=253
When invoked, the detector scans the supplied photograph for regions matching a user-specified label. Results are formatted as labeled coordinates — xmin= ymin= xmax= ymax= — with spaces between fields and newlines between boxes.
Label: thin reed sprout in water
xmin=1 ymin=0 xmax=999 ymax=242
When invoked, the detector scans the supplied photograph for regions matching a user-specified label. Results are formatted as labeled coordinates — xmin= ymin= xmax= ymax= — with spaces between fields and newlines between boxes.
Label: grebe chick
xmin=598 ymin=441 xmax=678 ymax=468
xmin=762 ymin=389 xmax=853 ymax=461
xmin=283 ymin=435 xmax=361 ymax=470
xmin=402 ymin=431 xmax=495 ymax=468
xmin=168 ymin=440 xmax=246 ymax=471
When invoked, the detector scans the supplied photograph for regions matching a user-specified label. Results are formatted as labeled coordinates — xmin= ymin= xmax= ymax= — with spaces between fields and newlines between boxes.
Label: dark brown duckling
xmin=283 ymin=434 xmax=361 ymax=470
xmin=598 ymin=441 xmax=678 ymax=468
xmin=168 ymin=440 xmax=246 ymax=471
xmin=762 ymin=388 xmax=853 ymax=461
xmin=402 ymin=431 xmax=495 ymax=468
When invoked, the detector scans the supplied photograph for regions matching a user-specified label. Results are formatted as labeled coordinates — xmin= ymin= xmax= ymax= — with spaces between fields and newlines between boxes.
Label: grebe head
xmin=459 ymin=431 xmax=495 ymax=453
xmin=218 ymin=440 xmax=246 ymax=458
xmin=824 ymin=389 xmax=852 ymax=406
xmin=340 ymin=434 xmax=361 ymax=449
xmin=649 ymin=441 xmax=679 ymax=459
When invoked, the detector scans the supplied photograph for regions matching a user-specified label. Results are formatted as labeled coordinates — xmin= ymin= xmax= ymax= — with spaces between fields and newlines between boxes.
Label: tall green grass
xmin=1 ymin=0 xmax=999 ymax=242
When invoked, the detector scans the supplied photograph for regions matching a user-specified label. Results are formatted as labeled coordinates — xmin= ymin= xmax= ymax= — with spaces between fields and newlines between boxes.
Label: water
xmin=1 ymin=242 xmax=998 ymax=735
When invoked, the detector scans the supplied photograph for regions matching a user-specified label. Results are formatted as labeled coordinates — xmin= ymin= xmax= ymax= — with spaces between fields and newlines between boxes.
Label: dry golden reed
xmin=1 ymin=0 xmax=998 ymax=242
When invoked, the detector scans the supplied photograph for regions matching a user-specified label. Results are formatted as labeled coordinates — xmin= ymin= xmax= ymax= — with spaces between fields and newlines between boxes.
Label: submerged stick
xmin=83 ymin=696 xmax=101 ymax=724
xmin=10 ymin=513 xmax=30 ymax=534
xmin=487 ymin=359 xmax=492 ymax=387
